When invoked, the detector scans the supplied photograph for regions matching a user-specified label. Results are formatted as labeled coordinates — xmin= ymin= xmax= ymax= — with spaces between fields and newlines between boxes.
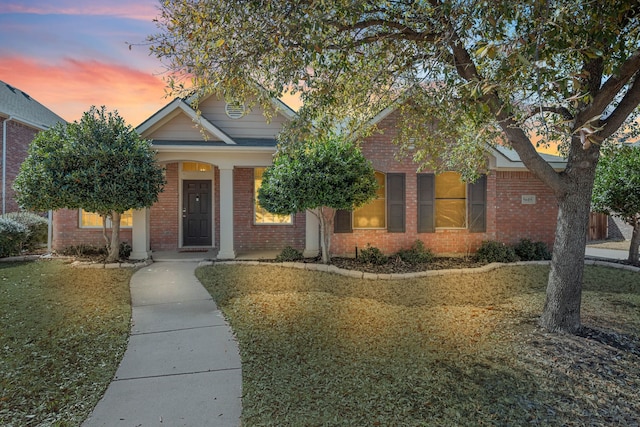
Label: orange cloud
xmin=0 ymin=56 xmax=170 ymax=125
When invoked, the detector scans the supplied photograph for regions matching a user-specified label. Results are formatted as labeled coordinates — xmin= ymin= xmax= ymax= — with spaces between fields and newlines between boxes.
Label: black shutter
xmin=468 ymin=175 xmax=487 ymax=232
xmin=334 ymin=209 xmax=352 ymax=233
xmin=387 ymin=173 xmax=405 ymax=232
xmin=417 ymin=174 xmax=435 ymax=233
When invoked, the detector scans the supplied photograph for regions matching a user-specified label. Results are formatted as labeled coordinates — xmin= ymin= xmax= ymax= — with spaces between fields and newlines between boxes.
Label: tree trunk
xmin=317 ymin=207 xmax=334 ymax=264
xmin=539 ymin=163 xmax=597 ymax=334
xmin=106 ymin=211 xmax=121 ymax=263
xmin=629 ymin=219 xmax=640 ymax=263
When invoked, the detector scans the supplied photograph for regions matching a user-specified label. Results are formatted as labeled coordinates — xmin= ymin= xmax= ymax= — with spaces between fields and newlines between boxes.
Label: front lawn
xmin=197 ymin=264 xmax=640 ymax=426
xmin=0 ymin=261 xmax=132 ymax=426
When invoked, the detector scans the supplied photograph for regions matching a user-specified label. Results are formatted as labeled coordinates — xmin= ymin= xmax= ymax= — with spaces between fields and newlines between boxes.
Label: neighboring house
xmin=0 ymin=80 xmax=66 ymax=214
xmin=51 ymin=94 xmax=567 ymax=259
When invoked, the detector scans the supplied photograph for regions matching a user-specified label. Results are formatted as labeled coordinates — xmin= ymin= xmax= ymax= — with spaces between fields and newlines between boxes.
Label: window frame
xmin=353 ymin=171 xmax=387 ymax=230
xmin=434 ymin=172 xmax=468 ymax=229
xmin=79 ymin=209 xmax=133 ymax=229
xmin=253 ymin=167 xmax=293 ymax=225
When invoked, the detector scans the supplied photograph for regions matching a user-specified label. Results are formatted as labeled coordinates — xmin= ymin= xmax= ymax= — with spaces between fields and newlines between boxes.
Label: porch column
xmin=217 ymin=167 xmax=236 ymax=259
xmin=130 ymin=208 xmax=150 ymax=260
xmin=303 ymin=209 xmax=320 ymax=258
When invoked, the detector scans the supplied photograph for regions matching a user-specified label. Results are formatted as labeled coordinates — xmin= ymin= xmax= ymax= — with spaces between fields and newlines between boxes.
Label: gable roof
xmin=137 ymin=92 xmax=296 ymax=146
xmin=137 ymin=98 xmax=236 ymax=144
xmin=0 ymin=80 xmax=66 ymax=129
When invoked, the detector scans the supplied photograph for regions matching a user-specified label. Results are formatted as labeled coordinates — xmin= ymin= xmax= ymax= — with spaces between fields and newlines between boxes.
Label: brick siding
xmin=233 ymin=167 xmax=306 ymax=253
xmin=52 ymin=209 xmax=133 ymax=250
xmin=149 ymin=162 xmax=179 ymax=250
xmin=330 ymin=110 xmax=557 ymax=256
xmin=1 ymin=120 xmax=36 ymax=213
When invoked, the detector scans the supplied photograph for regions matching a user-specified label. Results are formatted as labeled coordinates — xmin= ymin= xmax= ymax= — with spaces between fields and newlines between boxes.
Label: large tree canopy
xmin=150 ymin=1 xmax=640 ymax=333
xmin=258 ymin=135 xmax=378 ymax=263
xmin=14 ymin=106 xmax=165 ymax=262
xmin=592 ymin=143 xmax=640 ymax=263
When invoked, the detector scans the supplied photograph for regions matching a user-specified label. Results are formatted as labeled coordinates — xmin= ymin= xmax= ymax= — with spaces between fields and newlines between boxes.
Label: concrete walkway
xmin=585 ymin=246 xmax=632 ymax=261
xmin=83 ymin=262 xmax=242 ymax=427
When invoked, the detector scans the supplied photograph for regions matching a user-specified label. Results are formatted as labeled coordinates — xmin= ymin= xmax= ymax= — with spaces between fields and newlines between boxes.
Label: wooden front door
xmin=182 ymin=180 xmax=212 ymax=246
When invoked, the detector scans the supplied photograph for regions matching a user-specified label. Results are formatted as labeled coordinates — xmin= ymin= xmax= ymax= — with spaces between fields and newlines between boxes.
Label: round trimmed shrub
xmin=276 ymin=246 xmax=303 ymax=262
xmin=0 ymin=217 xmax=29 ymax=257
xmin=2 ymin=212 xmax=48 ymax=250
xmin=514 ymin=238 xmax=552 ymax=261
xmin=396 ymin=240 xmax=435 ymax=265
xmin=474 ymin=240 xmax=519 ymax=263
xmin=358 ymin=244 xmax=387 ymax=265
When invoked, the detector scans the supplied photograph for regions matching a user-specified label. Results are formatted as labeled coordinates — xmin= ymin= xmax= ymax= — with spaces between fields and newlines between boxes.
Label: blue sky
xmin=0 ymin=0 xmax=169 ymax=125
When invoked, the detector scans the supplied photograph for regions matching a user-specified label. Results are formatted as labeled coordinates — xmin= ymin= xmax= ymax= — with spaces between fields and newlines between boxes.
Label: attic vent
xmin=225 ymin=102 xmax=246 ymax=119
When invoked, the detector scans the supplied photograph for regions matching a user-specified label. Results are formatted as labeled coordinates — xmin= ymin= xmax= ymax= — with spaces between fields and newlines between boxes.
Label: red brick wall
xmin=150 ymin=162 xmax=179 ymax=250
xmin=52 ymin=209 xmax=132 ymax=250
xmin=330 ymin=111 xmax=557 ymax=256
xmin=494 ymin=171 xmax=559 ymax=247
xmin=1 ymin=120 xmax=37 ymax=213
xmin=233 ymin=167 xmax=306 ymax=252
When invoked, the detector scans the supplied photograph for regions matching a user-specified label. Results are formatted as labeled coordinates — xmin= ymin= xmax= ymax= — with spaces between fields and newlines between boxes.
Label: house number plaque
xmin=521 ymin=195 xmax=536 ymax=204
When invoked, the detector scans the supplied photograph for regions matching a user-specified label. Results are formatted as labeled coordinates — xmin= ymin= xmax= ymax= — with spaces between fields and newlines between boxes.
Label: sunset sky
xmin=0 ymin=0 xmax=169 ymax=126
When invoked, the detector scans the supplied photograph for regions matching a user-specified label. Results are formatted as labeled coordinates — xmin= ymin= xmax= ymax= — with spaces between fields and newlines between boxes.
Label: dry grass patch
xmin=0 ymin=261 xmax=132 ymax=426
xmin=197 ymin=264 xmax=640 ymax=426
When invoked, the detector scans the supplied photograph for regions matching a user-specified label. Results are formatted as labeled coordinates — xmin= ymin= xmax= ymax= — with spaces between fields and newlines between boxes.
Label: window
xmin=418 ymin=173 xmax=486 ymax=233
xmin=354 ymin=171 xmax=386 ymax=229
xmin=80 ymin=210 xmax=133 ymax=228
xmin=182 ymin=162 xmax=212 ymax=172
xmin=254 ymin=168 xmax=292 ymax=224
xmin=435 ymin=172 xmax=467 ymax=228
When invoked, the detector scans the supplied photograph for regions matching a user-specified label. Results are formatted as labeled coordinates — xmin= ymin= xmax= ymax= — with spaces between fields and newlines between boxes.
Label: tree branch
xmin=332 ymin=19 xmax=439 ymax=44
xmin=445 ymin=26 xmax=566 ymax=195
xmin=599 ymin=72 xmax=640 ymax=140
xmin=523 ymin=106 xmax=574 ymax=122
xmin=578 ymin=49 xmax=640 ymax=128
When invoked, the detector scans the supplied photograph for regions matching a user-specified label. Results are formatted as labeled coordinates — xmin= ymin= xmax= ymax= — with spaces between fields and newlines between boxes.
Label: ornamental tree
xmin=592 ymin=144 xmax=640 ymax=263
xmin=14 ymin=106 xmax=165 ymax=263
xmin=258 ymin=136 xmax=377 ymax=263
xmin=150 ymin=1 xmax=640 ymax=333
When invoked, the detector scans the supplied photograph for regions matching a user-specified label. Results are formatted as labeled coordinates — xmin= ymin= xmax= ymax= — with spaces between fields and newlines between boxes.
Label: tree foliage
xmin=150 ymin=1 xmax=640 ymax=333
xmin=14 ymin=106 xmax=165 ymax=262
xmin=258 ymin=136 xmax=378 ymax=262
xmin=592 ymin=143 xmax=640 ymax=262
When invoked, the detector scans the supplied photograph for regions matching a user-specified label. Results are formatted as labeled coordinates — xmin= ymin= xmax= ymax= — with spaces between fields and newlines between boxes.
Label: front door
xmin=183 ymin=180 xmax=212 ymax=246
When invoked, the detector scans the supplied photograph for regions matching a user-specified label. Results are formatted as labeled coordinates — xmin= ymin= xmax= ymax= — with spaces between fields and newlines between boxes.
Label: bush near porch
xmin=197 ymin=263 xmax=640 ymax=426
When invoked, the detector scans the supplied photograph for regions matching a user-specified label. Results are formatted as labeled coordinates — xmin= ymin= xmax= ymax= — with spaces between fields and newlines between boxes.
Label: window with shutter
xmin=334 ymin=209 xmax=352 ymax=233
xmin=387 ymin=173 xmax=405 ymax=232
xmin=417 ymin=174 xmax=435 ymax=233
xmin=468 ymin=175 xmax=487 ymax=232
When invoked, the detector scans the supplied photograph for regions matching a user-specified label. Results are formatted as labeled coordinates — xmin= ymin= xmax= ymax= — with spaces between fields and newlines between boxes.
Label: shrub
xmin=514 ymin=238 xmax=552 ymax=261
xmin=358 ymin=244 xmax=388 ymax=265
xmin=276 ymin=246 xmax=303 ymax=262
xmin=396 ymin=240 xmax=435 ymax=265
xmin=474 ymin=240 xmax=519 ymax=263
xmin=119 ymin=242 xmax=132 ymax=259
xmin=0 ymin=217 xmax=29 ymax=257
xmin=3 ymin=212 xmax=48 ymax=250
xmin=61 ymin=244 xmax=107 ymax=257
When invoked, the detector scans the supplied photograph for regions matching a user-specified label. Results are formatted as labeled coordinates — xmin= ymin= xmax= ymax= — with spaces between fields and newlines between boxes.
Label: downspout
xmin=2 ymin=116 xmax=12 ymax=215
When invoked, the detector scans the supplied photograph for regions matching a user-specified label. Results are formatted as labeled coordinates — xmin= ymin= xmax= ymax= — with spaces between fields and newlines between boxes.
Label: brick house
xmin=0 ymin=80 xmax=66 ymax=214
xmin=51 ymin=94 xmax=566 ymax=259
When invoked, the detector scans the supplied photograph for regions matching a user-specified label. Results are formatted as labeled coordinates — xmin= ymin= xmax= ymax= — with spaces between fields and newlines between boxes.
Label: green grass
xmin=0 ymin=261 xmax=132 ymax=427
xmin=196 ymin=264 xmax=640 ymax=426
